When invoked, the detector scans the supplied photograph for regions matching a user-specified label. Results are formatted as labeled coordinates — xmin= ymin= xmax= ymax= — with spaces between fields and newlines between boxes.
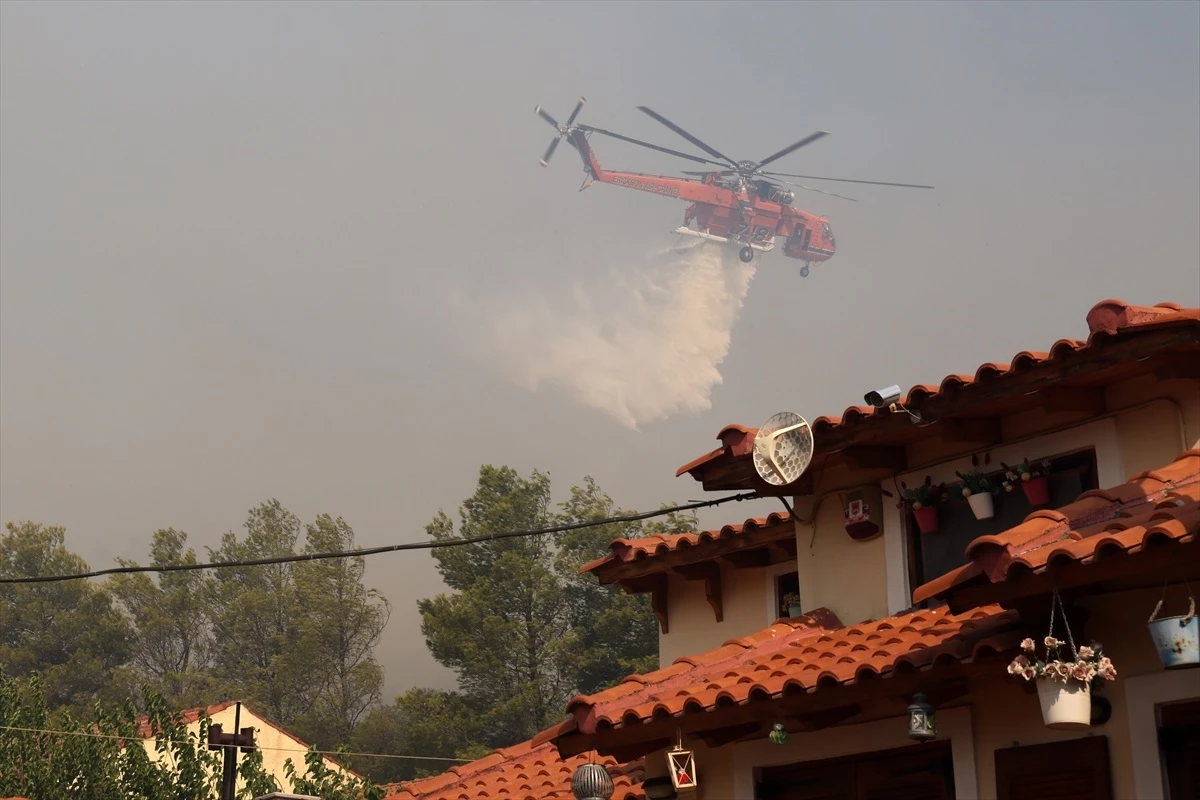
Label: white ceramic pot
xmin=966 ymin=491 xmax=995 ymax=520
xmin=1036 ymin=677 xmax=1092 ymax=729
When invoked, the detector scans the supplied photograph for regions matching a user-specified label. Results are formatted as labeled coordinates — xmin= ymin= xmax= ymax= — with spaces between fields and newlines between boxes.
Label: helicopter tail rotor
xmin=535 ymin=96 xmax=585 ymax=166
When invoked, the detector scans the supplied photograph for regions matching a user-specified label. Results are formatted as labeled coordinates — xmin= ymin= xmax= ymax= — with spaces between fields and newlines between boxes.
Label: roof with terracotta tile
xmin=912 ymin=449 xmax=1200 ymax=605
xmin=543 ymin=604 xmax=1020 ymax=741
xmin=677 ymin=299 xmax=1199 ymax=490
xmin=579 ymin=511 xmax=793 ymax=578
xmin=380 ymin=740 xmax=644 ymax=800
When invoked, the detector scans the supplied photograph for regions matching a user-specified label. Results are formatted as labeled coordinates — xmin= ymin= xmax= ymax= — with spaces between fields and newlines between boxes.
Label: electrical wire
xmin=0 ymin=724 xmax=474 ymax=762
xmin=0 ymin=491 xmax=758 ymax=585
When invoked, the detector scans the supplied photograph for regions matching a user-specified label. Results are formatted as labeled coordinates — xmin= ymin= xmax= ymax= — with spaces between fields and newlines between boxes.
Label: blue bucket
xmin=1148 ymin=596 xmax=1199 ymax=670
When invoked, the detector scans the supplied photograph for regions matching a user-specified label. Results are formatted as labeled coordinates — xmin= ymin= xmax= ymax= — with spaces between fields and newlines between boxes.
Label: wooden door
xmin=994 ymin=736 xmax=1112 ymax=800
xmin=1159 ymin=699 xmax=1200 ymax=800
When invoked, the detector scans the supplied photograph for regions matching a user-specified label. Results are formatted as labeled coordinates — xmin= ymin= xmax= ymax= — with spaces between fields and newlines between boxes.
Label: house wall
xmin=654 ymin=375 xmax=1198 ymax=668
xmin=640 ymin=583 xmax=1197 ymax=800
xmin=140 ymin=704 xmax=356 ymax=795
xmin=658 ymin=561 xmax=786 ymax=665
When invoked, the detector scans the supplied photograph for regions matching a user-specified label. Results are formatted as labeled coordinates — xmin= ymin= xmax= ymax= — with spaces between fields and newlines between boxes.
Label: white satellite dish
xmin=752 ymin=412 xmax=815 ymax=487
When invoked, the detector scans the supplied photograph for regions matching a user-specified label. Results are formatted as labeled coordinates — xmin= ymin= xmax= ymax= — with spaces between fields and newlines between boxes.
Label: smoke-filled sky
xmin=2 ymin=0 xmax=1198 ymax=698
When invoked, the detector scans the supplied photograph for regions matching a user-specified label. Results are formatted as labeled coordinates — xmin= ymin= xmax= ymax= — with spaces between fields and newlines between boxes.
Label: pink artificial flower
xmin=1023 ymin=666 xmax=1037 ymax=680
xmin=1056 ymin=663 xmax=1072 ymax=680
xmin=1071 ymin=665 xmax=1090 ymax=681
xmin=1078 ymin=645 xmax=1094 ymax=659
xmin=1044 ymin=636 xmax=1059 ymax=648
xmin=1020 ymin=638 xmax=1035 ymax=652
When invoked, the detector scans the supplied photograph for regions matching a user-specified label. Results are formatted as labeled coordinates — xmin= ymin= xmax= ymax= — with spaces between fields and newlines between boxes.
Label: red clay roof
xmin=912 ymin=449 xmax=1200 ymax=605
xmin=543 ymin=604 xmax=1019 ymax=739
xmin=677 ymin=299 xmax=1199 ymax=485
xmin=381 ymin=740 xmax=644 ymax=800
xmin=579 ymin=511 xmax=792 ymax=576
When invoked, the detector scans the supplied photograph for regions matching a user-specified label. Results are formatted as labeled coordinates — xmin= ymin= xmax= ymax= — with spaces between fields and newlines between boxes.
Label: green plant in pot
xmin=782 ymin=592 xmax=803 ymax=618
xmin=955 ymin=465 xmax=1000 ymax=520
xmin=898 ymin=476 xmax=946 ymax=534
xmin=1001 ymin=457 xmax=1053 ymax=506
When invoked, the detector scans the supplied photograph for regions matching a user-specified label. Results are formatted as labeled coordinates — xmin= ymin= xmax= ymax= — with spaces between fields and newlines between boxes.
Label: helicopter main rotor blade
xmin=535 ymin=106 xmax=559 ymax=129
xmin=770 ymin=176 xmax=858 ymax=202
xmin=764 ymin=171 xmax=934 ymax=189
xmin=636 ymin=106 xmax=738 ymax=168
xmin=563 ymin=97 xmax=586 ymax=128
xmin=540 ymin=137 xmax=561 ymax=167
xmin=581 ymin=125 xmax=728 ymax=167
xmin=754 ymin=131 xmax=829 ymax=170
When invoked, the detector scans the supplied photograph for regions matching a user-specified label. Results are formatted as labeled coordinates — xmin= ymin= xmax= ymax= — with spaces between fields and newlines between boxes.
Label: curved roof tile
xmin=678 ymin=299 xmax=1199 ymax=481
xmin=382 ymin=740 xmax=644 ymax=800
xmin=545 ymin=604 xmax=1018 ymax=735
xmin=912 ymin=450 xmax=1200 ymax=604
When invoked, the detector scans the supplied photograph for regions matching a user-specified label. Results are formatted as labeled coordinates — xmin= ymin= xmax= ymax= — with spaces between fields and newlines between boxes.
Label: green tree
xmin=292 ymin=513 xmax=390 ymax=748
xmin=415 ymin=466 xmax=698 ymax=752
xmin=0 ymin=671 xmax=382 ymax=800
xmin=108 ymin=528 xmax=217 ymax=710
xmin=347 ymin=688 xmax=485 ymax=784
xmin=205 ymin=500 xmax=315 ymax=726
xmin=554 ymin=484 xmax=697 ymax=693
xmin=419 ymin=465 xmax=578 ymax=747
xmin=0 ymin=521 xmax=136 ymax=715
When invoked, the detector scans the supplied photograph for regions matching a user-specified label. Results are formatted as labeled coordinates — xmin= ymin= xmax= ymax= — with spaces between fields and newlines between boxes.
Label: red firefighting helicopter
xmin=534 ymin=98 xmax=933 ymax=276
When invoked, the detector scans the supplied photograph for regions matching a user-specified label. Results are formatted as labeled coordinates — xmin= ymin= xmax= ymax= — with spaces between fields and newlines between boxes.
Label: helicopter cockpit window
xmin=822 ymin=223 xmax=832 ymax=239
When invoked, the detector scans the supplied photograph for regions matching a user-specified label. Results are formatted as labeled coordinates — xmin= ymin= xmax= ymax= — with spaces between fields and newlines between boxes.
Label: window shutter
xmin=994 ymin=736 xmax=1113 ymax=800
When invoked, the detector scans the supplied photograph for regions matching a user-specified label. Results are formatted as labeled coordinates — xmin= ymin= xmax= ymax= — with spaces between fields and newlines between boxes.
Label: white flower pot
xmin=966 ymin=491 xmax=995 ymax=520
xmin=1036 ymin=677 xmax=1092 ymax=729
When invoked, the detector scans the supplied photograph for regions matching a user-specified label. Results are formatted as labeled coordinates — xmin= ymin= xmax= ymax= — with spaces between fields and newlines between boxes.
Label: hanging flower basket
xmin=1035 ymin=675 xmax=1092 ymax=729
xmin=1148 ymin=591 xmax=1199 ymax=670
xmin=898 ymin=476 xmax=946 ymax=534
xmin=912 ymin=505 xmax=940 ymax=534
xmin=955 ymin=465 xmax=1000 ymax=520
xmin=1001 ymin=458 xmax=1052 ymax=507
xmin=1007 ymin=590 xmax=1117 ymax=729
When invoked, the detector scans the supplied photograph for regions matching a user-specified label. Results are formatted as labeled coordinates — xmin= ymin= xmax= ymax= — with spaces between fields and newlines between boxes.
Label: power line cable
xmin=0 ymin=491 xmax=758 ymax=584
xmin=0 ymin=724 xmax=473 ymax=762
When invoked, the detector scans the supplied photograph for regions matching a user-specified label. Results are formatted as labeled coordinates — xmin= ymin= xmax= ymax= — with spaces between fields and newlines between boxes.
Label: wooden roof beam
xmin=1039 ymin=387 xmax=1107 ymax=415
xmin=843 ymin=446 xmax=908 ymax=472
xmin=937 ymin=417 xmax=1003 ymax=445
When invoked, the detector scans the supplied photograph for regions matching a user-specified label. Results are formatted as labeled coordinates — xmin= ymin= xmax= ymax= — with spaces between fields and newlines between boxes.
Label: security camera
xmin=864 ymin=385 xmax=902 ymax=408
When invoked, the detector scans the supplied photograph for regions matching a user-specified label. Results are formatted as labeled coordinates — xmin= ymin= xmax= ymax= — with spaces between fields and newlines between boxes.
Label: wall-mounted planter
xmin=1021 ymin=476 xmax=1050 ymax=506
xmin=966 ymin=491 xmax=996 ymax=520
xmin=913 ymin=505 xmax=939 ymax=534
xmin=1148 ymin=596 xmax=1198 ymax=670
xmin=1037 ymin=677 xmax=1092 ymax=729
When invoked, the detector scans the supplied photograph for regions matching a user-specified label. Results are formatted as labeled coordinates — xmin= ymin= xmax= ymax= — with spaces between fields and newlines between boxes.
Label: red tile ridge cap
xmin=565 ymin=608 xmax=843 ymax=722
xmin=964 ymin=451 xmax=1200 ymax=578
xmin=1086 ymin=299 xmax=1200 ymax=336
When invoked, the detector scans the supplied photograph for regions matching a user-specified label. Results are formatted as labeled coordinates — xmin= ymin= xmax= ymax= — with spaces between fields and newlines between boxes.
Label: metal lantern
xmin=769 ymin=722 xmax=789 ymax=745
xmin=906 ymin=692 xmax=937 ymax=742
xmin=666 ymin=746 xmax=698 ymax=791
xmin=571 ymin=762 xmax=615 ymax=800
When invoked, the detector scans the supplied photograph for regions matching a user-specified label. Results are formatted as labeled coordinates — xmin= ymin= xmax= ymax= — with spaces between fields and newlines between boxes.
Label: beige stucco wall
xmin=640 ymin=374 xmax=1198 ymax=797
xmin=658 ymin=561 xmax=785 ymax=665
xmin=140 ymin=703 xmax=357 ymax=795
xmin=792 ymin=493 xmax=889 ymax=627
xmin=640 ymin=585 xmax=1197 ymax=800
xmin=655 ymin=375 xmax=1198 ymax=668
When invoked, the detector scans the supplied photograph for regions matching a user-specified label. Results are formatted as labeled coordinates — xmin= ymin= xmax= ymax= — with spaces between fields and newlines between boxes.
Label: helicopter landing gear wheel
xmin=738 ymin=245 xmax=754 ymax=263
xmin=799 ymin=264 xmax=810 ymax=277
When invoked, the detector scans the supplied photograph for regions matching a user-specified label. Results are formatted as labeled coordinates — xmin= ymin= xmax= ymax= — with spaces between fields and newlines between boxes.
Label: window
xmin=906 ymin=447 xmax=1099 ymax=602
xmin=775 ymin=570 xmax=800 ymax=617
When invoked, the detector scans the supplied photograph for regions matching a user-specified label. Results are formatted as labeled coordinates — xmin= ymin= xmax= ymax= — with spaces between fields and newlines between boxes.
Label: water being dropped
xmin=476 ymin=242 xmax=757 ymax=429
